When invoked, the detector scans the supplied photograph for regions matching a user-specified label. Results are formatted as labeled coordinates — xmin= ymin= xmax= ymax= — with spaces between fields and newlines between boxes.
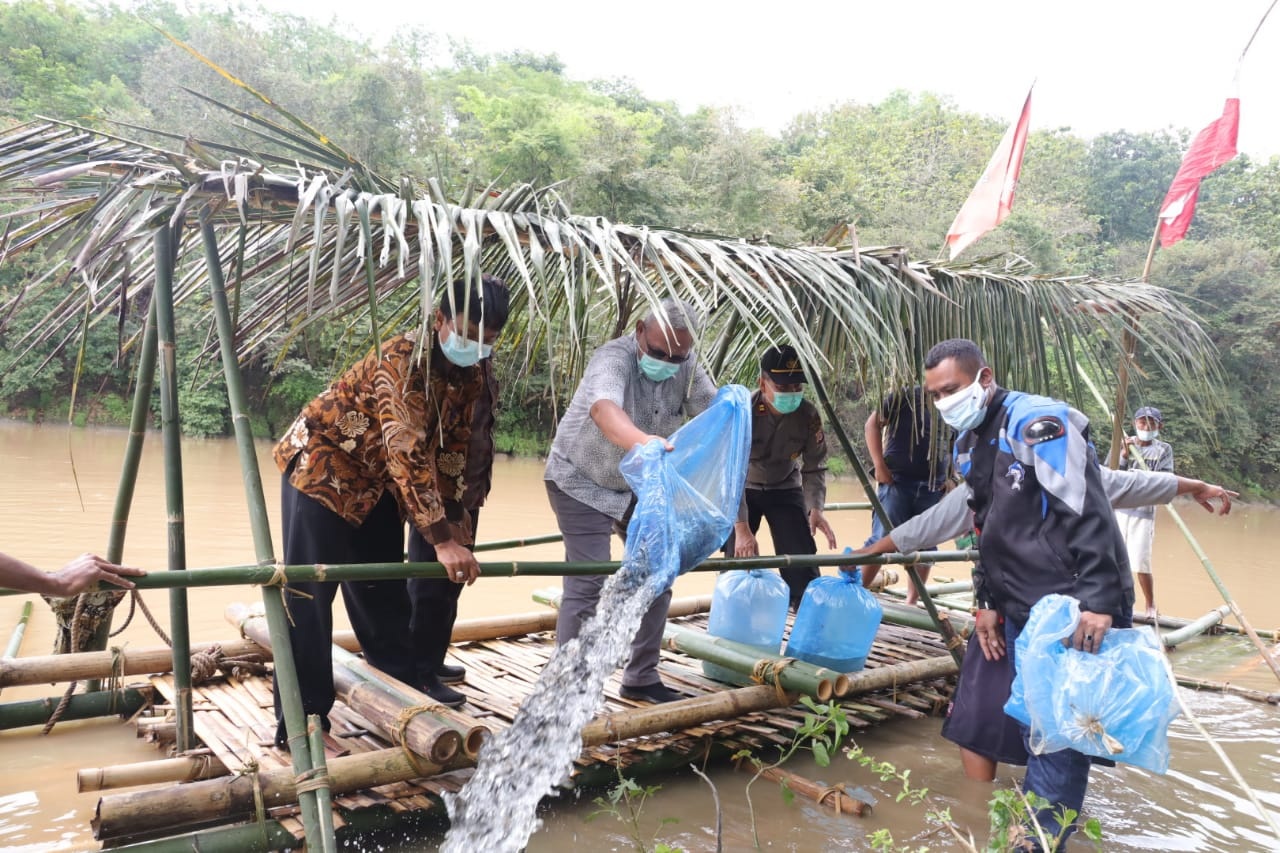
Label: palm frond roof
xmin=0 ymin=118 xmax=1220 ymax=414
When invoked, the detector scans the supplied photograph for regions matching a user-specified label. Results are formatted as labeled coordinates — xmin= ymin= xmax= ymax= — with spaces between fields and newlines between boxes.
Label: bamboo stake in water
xmin=3 ymin=601 xmax=33 ymax=659
xmin=201 ymin=212 xmax=327 ymax=851
xmin=152 ymin=224 xmax=192 ymax=752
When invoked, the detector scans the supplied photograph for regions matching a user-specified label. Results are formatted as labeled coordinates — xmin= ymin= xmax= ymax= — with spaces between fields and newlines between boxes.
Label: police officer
xmin=726 ymin=344 xmax=837 ymax=608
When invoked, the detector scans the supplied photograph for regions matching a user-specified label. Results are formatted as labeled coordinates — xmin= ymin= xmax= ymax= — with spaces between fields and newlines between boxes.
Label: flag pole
xmin=1105 ymin=220 xmax=1161 ymax=468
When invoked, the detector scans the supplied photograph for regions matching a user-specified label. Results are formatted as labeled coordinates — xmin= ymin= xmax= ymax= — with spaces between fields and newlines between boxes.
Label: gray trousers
xmin=546 ymin=480 xmax=672 ymax=688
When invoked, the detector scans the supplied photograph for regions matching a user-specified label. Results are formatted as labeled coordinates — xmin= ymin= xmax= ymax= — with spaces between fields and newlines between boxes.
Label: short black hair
xmin=924 ymin=338 xmax=987 ymax=375
xmin=441 ymin=274 xmax=510 ymax=334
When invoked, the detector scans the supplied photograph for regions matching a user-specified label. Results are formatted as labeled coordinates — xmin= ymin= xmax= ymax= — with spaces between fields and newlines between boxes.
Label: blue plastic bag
xmin=784 ymin=570 xmax=883 ymax=673
xmin=704 ymin=569 xmax=790 ymax=683
xmin=617 ymin=385 xmax=751 ymax=590
xmin=1004 ymin=594 xmax=1179 ymax=774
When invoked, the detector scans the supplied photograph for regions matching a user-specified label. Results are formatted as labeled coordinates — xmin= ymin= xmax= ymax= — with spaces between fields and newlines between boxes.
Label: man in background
xmin=859 ymin=386 xmax=950 ymax=604
xmin=1116 ymin=405 xmax=1174 ymax=618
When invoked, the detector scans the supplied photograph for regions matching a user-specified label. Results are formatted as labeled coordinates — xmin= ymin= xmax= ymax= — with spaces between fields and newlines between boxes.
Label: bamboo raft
xmin=90 ymin=601 xmax=958 ymax=848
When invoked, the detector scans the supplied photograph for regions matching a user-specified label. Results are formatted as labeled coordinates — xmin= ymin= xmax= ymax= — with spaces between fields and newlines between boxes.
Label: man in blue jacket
xmin=924 ymin=338 xmax=1130 ymax=849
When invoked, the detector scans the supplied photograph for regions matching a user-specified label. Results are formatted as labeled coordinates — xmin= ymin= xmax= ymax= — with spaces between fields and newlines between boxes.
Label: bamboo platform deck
xmin=132 ymin=610 xmax=956 ymax=845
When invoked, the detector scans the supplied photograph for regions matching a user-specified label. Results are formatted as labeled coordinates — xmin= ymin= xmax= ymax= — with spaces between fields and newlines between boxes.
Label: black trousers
xmin=273 ymin=465 xmax=410 ymax=746
xmin=723 ymin=487 xmax=818 ymax=608
xmin=407 ymin=509 xmax=479 ymax=682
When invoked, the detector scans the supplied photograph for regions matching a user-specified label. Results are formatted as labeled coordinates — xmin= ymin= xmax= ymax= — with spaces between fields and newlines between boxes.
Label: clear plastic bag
xmin=618 ymin=384 xmax=752 ymax=589
xmin=1004 ymin=594 xmax=1179 ymax=774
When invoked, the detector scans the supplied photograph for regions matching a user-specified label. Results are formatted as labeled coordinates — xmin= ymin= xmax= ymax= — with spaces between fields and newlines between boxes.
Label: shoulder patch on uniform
xmin=1022 ymin=415 xmax=1066 ymax=445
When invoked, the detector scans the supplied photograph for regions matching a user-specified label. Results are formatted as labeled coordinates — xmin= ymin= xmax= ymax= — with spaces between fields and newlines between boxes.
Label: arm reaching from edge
xmin=0 ymin=552 xmax=144 ymax=596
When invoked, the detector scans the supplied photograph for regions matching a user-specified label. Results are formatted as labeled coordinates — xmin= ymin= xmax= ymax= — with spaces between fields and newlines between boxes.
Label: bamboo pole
xmin=334 ymin=649 xmax=483 ymax=759
xmin=903 ymin=580 xmax=973 ymax=597
xmin=79 ymin=753 xmax=229 ymax=792
xmin=1106 ymin=223 xmax=1159 ymax=469
xmin=1160 ymin=605 xmax=1233 ymax=649
xmin=201 ymin=212 xmax=330 ymax=851
xmin=660 ymin=622 xmax=848 ymax=700
xmin=0 ymin=686 xmax=151 ymax=730
xmin=99 ymin=298 xmax=159 ymax=612
xmin=0 ymin=597 xmax=713 ymax=689
xmin=152 ymin=223 xmax=192 ymax=752
xmin=3 ymin=601 xmax=32 ymax=658
xmin=0 ymin=637 xmax=268 ymax=688
xmin=306 ymin=714 xmax=338 ymax=853
xmin=881 ymin=600 xmax=974 ymax=636
xmin=809 ymin=373 xmax=963 ymax=666
xmin=0 ymin=551 xmax=980 ymax=597
xmin=1174 ymin=675 xmax=1280 ymax=706
xmin=101 ymin=820 xmax=298 ymax=853
xmin=735 ymin=763 xmax=871 ymax=817
xmin=470 ymin=504 xmax=866 ymax=554
xmin=93 ymin=740 xmax=468 ymax=840
xmin=226 ymin=602 xmax=472 ymax=763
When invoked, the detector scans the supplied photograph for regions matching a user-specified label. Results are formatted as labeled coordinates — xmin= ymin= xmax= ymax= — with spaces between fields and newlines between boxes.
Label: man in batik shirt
xmin=270 ymin=274 xmax=510 ymax=747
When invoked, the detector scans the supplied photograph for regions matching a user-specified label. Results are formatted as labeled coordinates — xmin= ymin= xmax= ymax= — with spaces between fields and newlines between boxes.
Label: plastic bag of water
xmin=1004 ymin=593 xmax=1179 ymax=774
xmin=617 ymin=385 xmax=752 ymax=589
xmin=784 ymin=569 xmax=883 ymax=673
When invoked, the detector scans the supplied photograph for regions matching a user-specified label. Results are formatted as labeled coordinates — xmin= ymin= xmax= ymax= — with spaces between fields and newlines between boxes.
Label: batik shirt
xmin=544 ymin=335 xmax=717 ymax=521
xmin=272 ymin=331 xmax=485 ymax=544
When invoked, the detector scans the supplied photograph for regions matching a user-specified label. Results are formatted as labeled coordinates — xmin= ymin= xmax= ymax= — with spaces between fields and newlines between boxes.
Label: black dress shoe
xmin=422 ymin=674 xmax=466 ymax=708
xmin=619 ymin=681 xmax=684 ymax=704
xmin=437 ymin=663 xmax=466 ymax=684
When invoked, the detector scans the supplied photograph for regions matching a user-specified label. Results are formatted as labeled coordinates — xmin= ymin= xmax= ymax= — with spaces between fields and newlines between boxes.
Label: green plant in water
xmin=735 ymin=695 xmax=850 ymax=848
xmin=845 ymin=745 xmax=1104 ymax=853
xmin=587 ymin=766 xmax=683 ymax=853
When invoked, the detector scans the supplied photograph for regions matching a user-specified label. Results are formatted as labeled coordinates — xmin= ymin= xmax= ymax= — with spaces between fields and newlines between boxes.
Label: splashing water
xmin=441 ymin=385 xmax=751 ymax=853
xmin=441 ymin=562 xmax=666 ymax=852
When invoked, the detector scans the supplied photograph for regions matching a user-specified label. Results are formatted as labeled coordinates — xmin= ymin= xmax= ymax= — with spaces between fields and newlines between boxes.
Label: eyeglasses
xmin=639 ymin=330 xmax=691 ymax=364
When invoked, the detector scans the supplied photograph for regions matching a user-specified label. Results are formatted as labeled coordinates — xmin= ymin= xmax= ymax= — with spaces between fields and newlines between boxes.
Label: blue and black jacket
xmin=957 ymin=388 xmax=1133 ymax=627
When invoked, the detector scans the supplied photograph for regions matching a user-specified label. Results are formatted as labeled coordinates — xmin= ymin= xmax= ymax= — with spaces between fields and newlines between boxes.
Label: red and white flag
xmin=945 ymin=86 xmax=1033 ymax=260
xmin=1157 ymin=98 xmax=1240 ymax=248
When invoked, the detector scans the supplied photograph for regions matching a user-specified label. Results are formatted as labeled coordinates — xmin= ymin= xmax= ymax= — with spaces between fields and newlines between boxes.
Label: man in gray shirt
xmin=544 ymin=298 xmax=751 ymax=703
xmin=1116 ymin=405 xmax=1174 ymax=618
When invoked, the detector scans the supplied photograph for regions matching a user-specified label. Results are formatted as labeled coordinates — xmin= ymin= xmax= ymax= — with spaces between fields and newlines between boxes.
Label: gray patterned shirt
xmin=544 ymin=335 xmax=717 ymax=520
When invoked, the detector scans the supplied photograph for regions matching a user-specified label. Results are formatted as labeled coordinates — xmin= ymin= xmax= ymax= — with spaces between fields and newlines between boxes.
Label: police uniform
xmin=724 ymin=347 xmax=829 ymax=608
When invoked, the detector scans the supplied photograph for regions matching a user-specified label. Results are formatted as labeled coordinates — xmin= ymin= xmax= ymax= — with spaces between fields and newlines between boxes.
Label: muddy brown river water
xmin=1 ymin=420 xmax=1278 ymax=851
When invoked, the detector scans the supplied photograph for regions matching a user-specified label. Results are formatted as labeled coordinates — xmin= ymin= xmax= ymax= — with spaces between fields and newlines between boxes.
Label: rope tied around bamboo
xmin=232 ymin=757 xmax=268 ymax=832
xmin=294 ymin=766 xmax=334 ymax=795
xmin=393 ymin=703 xmax=454 ymax=771
xmin=818 ymin=783 xmax=854 ymax=814
xmin=189 ymin=643 xmax=268 ymax=685
xmin=751 ymin=656 xmax=801 ymax=703
xmin=256 ymin=564 xmax=313 ymax=628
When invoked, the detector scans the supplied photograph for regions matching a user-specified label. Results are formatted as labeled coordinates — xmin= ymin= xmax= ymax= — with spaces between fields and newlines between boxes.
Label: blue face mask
xmin=934 ymin=375 xmax=989 ymax=432
xmin=440 ymin=324 xmax=492 ymax=368
xmin=638 ymin=352 xmax=681 ymax=382
xmin=771 ymin=391 xmax=804 ymax=414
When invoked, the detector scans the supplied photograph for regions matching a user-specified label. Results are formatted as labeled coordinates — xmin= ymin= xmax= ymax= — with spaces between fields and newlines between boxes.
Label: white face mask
xmin=1136 ymin=428 xmax=1159 ymax=442
xmin=934 ymin=375 xmax=989 ymax=432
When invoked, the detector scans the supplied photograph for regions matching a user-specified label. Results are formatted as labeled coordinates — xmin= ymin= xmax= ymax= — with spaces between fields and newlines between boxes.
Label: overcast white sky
xmin=247 ymin=0 xmax=1279 ymax=158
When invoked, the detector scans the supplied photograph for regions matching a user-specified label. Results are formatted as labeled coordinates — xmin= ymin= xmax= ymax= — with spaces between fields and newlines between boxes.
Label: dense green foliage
xmin=1 ymin=0 xmax=1277 ymax=497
